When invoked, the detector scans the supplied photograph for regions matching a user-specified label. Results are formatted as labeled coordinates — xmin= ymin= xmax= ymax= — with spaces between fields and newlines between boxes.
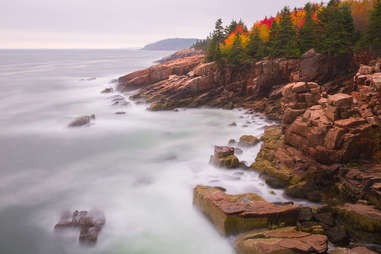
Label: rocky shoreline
xmin=117 ymin=50 xmax=381 ymax=253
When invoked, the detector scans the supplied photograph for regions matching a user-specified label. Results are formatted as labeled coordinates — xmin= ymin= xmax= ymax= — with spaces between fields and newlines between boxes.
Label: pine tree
xmin=214 ymin=18 xmax=225 ymax=44
xmin=277 ymin=7 xmax=301 ymax=58
xmin=206 ymin=19 xmax=224 ymax=62
xmin=267 ymin=19 xmax=281 ymax=58
xmin=246 ymin=28 xmax=265 ymax=61
xmin=316 ymin=0 xmax=355 ymax=56
xmin=226 ymin=33 xmax=246 ymax=69
xmin=300 ymin=2 xmax=316 ymax=53
xmin=366 ymin=0 xmax=381 ymax=55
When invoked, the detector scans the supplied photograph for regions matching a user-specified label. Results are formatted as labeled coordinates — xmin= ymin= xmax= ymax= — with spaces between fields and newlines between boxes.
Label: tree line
xmin=193 ymin=0 xmax=381 ymax=69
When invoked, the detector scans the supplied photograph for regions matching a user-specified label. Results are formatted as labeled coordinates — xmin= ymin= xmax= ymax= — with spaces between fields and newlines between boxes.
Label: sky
xmin=0 ymin=0 xmax=313 ymax=49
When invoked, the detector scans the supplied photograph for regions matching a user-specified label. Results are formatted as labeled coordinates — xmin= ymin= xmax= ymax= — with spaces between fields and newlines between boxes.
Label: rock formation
xmin=117 ymin=49 xmax=381 ymax=252
xmin=68 ymin=114 xmax=96 ymax=127
xmin=193 ymin=186 xmax=300 ymax=236
xmin=54 ymin=210 xmax=105 ymax=245
xmin=235 ymin=226 xmax=328 ymax=254
xmin=210 ymin=146 xmax=239 ymax=169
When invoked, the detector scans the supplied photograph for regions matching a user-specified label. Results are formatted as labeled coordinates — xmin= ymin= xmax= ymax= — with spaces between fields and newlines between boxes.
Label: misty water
xmin=0 ymin=49 xmax=308 ymax=254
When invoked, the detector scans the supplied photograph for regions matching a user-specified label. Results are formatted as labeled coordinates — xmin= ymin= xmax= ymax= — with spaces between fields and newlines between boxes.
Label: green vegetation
xmin=201 ymin=0 xmax=380 ymax=68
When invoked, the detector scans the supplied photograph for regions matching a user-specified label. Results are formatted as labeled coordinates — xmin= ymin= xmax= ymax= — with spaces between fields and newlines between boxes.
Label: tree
xmin=271 ymin=7 xmax=301 ymax=58
xmin=316 ymin=0 xmax=355 ymax=56
xmin=206 ymin=19 xmax=225 ymax=62
xmin=299 ymin=2 xmax=316 ymax=53
xmin=267 ymin=19 xmax=281 ymax=58
xmin=225 ymin=19 xmax=248 ymax=36
xmin=246 ymin=28 xmax=265 ymax=61
xmin=365 ymin=0 xmax=381 ymax=55
xmin=226 ymin=33 xmax=247 ymax=69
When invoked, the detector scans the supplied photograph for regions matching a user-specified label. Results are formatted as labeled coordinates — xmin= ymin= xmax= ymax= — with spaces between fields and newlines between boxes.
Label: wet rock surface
xmin=210 ymin=146 xmax=239 ymax=169
xmin=193 ymin=186 xmax=300 ymax=236
xmin=235 ymin=226 xmax=328 ymax=254
xmin=54 ymin=210 xmax=105 ymax=245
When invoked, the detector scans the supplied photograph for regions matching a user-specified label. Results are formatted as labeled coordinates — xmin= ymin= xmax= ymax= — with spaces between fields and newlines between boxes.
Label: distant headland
xmin=142 ymin=38 xmax=200 ymax=51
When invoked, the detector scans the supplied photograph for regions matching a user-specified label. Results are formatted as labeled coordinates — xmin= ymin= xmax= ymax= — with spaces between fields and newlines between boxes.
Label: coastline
xmin=116 ymin=50 xmax=381 ymax=253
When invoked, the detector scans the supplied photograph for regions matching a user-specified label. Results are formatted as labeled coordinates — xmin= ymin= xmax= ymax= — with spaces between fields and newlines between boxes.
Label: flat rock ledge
xmin=54 ymin=210 xmax=105 ymax=245
xmin=235 ymin=226 xmax=328 ymax=254
xmin=193 ymin=186 xmax=300 ymax=236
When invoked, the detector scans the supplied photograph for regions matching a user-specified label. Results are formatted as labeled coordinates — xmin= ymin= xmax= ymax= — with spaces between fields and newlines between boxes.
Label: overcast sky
xmin=0 ymin=0 xmax=313 ymax=49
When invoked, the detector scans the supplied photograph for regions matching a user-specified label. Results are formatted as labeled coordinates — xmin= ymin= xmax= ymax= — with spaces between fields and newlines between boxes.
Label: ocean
xmin=0 ymin=49 xmax=304 ymax=254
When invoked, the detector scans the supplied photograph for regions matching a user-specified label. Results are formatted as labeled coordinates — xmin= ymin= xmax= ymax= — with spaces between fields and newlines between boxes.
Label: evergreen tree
xmin=214 ymin=18 xmax=225 ymax=44
xmin=267 ymin=19 xmax=281 ymax=58
xmin=275 ymin=7 xmax=301 ymax=58
xmin=316 ymin=0 xmax=355 ymax=56
xmin=225 ymin=20 xmax=238 ymax=36
xmin=246 ymin=28 xmax=265 ymax=61
xmin=226 ymin=33 xmax=246 ymax=69
xmin=299 ymin=2 xmax=316 ymax=53
xmin=366 ymin=0 xmax=381 ymax=55
xmin=206 ymin=19 xmax=224 ymax=62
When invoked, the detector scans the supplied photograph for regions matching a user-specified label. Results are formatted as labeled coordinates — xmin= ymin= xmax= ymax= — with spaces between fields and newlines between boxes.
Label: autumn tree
xmin=226 ymin=33 xmax=248 ymax=69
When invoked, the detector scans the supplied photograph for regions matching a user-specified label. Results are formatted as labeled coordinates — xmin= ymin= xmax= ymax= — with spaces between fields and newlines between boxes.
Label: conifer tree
xmin=300 ymin=2 xmax=316 ymax=53
xmin=277 ymin=7 xmax=301 ymax=58
xmin=267 ymin=19 xmax=281 ymax=58
xmin=366 ymin=0 xmax=381 ymax=55
xmin=206 ymin=19 xmax=224 ymax=62
xmin=316 ymin=0 xmax=355 ymax=56
xmin=246 ymin=28 xmax=265 ymax=61
xmin=226 ymin=33 xmax=246 ymax=69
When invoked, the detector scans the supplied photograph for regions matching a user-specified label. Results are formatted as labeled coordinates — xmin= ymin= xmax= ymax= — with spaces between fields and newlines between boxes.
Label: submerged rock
xmin=101 ymin=87 xmax=113 ymax=94
xmin=235 ymin=226 xmax=328 ymax=254
xmin=68 ymin=114 xmax=95 ymax=127
xmin=193 ymin=186 xmax=300 ymax=236
xmin=55 ymin=210 xmax=105 ymax=245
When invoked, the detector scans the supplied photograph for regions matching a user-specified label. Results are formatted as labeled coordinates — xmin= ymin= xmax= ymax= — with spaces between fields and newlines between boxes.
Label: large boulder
xmin=333 ymin=203 xmax=381 ymax=244
xmin=193 ymin=186 xmax=300 ymax=236
xmin=238 ymin=135 xmax=260 ymax=147
xmin=235 ymin=226 xmax=328 ymax=254
xmin=55 ymin=210 xmax=105 ymax=245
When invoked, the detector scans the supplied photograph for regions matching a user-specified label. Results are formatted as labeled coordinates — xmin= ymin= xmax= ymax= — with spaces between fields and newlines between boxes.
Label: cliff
xmin=117 ymin=51 xmax=381 ymax=251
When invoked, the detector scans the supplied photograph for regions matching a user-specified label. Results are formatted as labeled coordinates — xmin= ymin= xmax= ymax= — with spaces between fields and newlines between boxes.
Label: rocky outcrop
xmin=118 ymin=49 xmax=354 ymax=114
xmin=329 ymin=247 xmax=379 ymax=254
xmin=68 ymin=114 xmax=95 ymax=127
xmin=118 ymin=55 xmax=204 ymax=91
xmin=333 ymin=202 xmax=381 ymax=244
xmin=210 ymin=146 xmax=240 ymax=169
xmin=54 ymin=210 xmax=105 ymax=245
xmin=235 ymin=226 xmax=328 ymax=254
xmin=193 ymin=186 xmax=300 ymax=236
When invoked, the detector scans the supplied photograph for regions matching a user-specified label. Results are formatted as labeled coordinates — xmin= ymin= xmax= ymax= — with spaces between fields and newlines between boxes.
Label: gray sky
xmin=0 ymin=0 xmax=313 ymax=49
